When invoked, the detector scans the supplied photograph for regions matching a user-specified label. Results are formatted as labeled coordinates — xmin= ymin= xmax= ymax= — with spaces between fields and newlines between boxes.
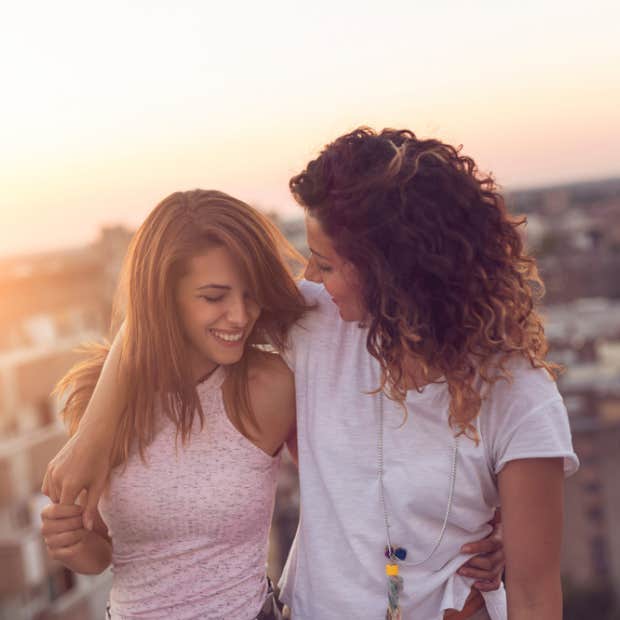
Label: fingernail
xmin=85 ymin=518 xmax=93 ymax=531
xmin=461 ymin=545 xmax=472 ymax=553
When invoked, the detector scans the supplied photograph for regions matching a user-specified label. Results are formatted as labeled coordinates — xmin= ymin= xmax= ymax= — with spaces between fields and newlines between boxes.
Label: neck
xmin=195 ymin=364 xmax=220 ymax=384
xmin=187 ymin=349 xmax=219 ymax=384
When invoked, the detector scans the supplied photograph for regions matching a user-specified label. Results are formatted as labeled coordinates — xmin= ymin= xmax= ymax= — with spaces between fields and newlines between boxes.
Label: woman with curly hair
xmin=40 ymin=128 xmax=571 ymax=619
xmin=278 ymin=128 xmax=577 ymax=620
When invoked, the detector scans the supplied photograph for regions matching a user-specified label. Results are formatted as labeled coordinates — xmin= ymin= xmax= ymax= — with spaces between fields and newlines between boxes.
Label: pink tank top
xmin=98 ymin=367 xmax=281 ymax=620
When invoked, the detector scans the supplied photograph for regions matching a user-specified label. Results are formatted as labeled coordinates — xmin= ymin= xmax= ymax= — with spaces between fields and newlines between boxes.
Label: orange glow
xmin=1 ymin=1 xmax=618 ymax=257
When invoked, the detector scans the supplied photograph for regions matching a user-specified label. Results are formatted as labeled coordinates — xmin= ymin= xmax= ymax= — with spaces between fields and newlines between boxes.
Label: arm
xmin=42 ymin=328 xmax=127 ymax=528
xmin=498 ymin=458 xmax=564 ymax=620
xmin=41 ymin=503 xmax=112 ymax=575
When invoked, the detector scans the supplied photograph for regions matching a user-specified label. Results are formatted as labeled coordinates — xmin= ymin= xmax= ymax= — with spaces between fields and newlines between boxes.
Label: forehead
xmin=183 ymin=245 xmax=244 ymax=282
xmin=304 ymin=213 xmax=339 ymax=261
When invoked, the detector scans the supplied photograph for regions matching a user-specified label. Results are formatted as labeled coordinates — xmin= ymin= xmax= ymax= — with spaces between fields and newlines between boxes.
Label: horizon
xmin=1 ymin=173 xmax=617 ymax=263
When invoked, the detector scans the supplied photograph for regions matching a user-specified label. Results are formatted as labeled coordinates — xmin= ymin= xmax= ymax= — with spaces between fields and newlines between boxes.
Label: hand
xmin=41 ymin=425 xmax=112 ymax=531
xmin=458 ymin=509 xmax=505 ymax=591
xmin=41 ymin=503 xmax=88 ymax=562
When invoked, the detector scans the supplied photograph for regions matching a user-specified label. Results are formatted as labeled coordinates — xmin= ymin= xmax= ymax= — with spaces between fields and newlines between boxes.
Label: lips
xmin=210 ymin=329 xmax=244 ymax=345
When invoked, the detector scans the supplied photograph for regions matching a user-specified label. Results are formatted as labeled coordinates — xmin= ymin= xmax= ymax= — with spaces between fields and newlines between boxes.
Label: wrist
xmin=76 ymin=414 xmax=115 ymax=443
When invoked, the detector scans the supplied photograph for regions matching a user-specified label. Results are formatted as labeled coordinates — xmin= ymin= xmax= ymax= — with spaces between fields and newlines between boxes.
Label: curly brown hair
xmin=290 ymin=127 xmax=557 ymax=439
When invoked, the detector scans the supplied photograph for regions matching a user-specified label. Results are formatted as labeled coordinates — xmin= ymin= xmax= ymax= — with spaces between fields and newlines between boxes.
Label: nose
xmin=227 ymin=295 xmax=250 ymax=326
xmin=304 ymin=257 xmax=322 ymax=283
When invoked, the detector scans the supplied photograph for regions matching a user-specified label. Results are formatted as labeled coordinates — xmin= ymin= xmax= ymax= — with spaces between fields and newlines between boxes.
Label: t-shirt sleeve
xmin=483 ymin=365 xmax=579 ymax=477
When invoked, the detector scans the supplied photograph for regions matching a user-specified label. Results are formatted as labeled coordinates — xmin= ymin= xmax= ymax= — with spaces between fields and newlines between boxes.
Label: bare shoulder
xmin=248 ymin=350 xmax=295 ymax=412
xmin=246 ymin=349 xmax=296 ymax=453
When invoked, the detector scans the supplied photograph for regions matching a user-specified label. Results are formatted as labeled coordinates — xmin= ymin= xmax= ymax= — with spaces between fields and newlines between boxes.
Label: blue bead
xmin=395 ymin=547 xmax=407 ymax=560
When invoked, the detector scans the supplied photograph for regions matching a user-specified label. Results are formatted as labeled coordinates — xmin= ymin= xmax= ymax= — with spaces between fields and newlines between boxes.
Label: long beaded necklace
xmin=377 ymin=391 xmax=460 ymax=619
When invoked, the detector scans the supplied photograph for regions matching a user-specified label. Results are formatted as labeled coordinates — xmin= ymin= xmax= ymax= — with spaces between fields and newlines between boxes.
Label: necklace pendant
xmin=385 ymin=563 xmax=403 ymax=619
xmin=384 ymin=545 xmax=407 ymax=561
xmin=386 ymin=608 xmax=402 ymax=620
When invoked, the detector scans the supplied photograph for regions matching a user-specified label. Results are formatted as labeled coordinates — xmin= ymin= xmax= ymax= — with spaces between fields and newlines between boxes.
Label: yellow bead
xmin=386 ymin=563 xmax=399 ymax=576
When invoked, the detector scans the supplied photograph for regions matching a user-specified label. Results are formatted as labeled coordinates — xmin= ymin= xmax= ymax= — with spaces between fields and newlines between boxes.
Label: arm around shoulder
xmin=42 ymin=325 xmax=128 ymax=526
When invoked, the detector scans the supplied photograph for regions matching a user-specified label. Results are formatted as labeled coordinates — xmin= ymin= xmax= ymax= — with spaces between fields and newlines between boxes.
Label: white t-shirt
xmin=279 ymin=281 xmax=579 ymax=620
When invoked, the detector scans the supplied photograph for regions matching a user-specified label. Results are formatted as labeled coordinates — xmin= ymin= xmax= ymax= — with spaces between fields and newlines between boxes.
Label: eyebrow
xmin=309 ymin=247 xmax=329 ymax=260
xmin=195 ymin=284 xmax=231 ymax=291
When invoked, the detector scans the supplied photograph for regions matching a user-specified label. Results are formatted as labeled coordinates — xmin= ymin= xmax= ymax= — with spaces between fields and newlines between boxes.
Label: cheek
xmin=332 ymin=274 xmax=361 ymax=305
xmin=182 ymin=302 xmax=220 ymax=331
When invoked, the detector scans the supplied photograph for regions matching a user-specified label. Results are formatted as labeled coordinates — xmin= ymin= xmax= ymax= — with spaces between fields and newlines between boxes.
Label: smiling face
xmin=304 ymin=213 xmax=366 ymax=322
xmin=176 ymin=245 xmax=261 ymax=380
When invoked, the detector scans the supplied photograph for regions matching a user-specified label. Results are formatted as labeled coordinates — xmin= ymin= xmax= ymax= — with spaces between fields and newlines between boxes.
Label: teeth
xmin=211 ymin=330 xmax=243 ymax=342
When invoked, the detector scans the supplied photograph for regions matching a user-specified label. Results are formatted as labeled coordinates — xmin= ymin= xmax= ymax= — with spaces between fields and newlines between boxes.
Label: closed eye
xmin=199 ymin=295 xmax=224 ymax=303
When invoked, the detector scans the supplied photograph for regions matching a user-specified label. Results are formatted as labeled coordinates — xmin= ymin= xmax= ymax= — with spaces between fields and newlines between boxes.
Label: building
xmin=0 ymin=227 xmax=131 ymax=620
xmin=546 ymin=299 xmax=620 ymax=595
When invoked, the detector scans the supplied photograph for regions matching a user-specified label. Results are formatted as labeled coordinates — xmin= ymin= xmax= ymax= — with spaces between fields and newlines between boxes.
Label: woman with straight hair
xmin=41 ymin=189 xmax=309 ymax=619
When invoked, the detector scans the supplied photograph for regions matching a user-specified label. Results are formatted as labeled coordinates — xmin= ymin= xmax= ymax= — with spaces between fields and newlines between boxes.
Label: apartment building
xmin=0 ymin=227 xmax=131 ymax=620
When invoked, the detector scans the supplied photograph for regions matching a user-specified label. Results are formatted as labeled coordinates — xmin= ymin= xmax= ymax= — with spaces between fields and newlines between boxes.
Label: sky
xmin=0 ymin=0 xmax=619 ymax=258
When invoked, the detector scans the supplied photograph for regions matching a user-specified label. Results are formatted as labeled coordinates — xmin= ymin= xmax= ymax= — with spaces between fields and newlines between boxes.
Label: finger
xmin=474 ymin=578 xmax=502 ymax=592
xmin=462 ymin=555 xmax=493 ymax=571
xmin=59 ymin=479 xmax=83 ymax=506
xmin=76 ymin=489 xmax=88 ymax=506
xmin=480 ymin=549 xmax=505 ymax=571
xmin=41 ymin=515 xmax=84 ymax=536
xmin=466 ymin=558 xmax=503 ymax=576
xmin=460 ymin=538 xmax=501 ymax=555
xmin=83 ymin=478 xmax=107 ymax=531
xmin=44 ymin=530 xmax=86 ymax=550
xmin=41 ymin=504 xmax=83 ymax=520
xmin=43 ymin=470 xmax=61 ymax=503
xmin=457 ymin=566 xmax=498 ymax=581
xmin=49 ymin=540 xmax=84 ymax=560
xmin=41 ymin=469 xmax=51 ymax=496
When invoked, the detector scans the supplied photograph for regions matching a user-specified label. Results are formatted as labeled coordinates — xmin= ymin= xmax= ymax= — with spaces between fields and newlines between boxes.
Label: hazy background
xmin=1 ymin=2 xmax=620 ymax=619
xmin=1 ymin=0 xmax=619 ymax=258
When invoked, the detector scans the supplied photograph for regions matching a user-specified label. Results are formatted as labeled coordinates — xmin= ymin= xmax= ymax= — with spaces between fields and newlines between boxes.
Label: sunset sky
xmin=1 ymin=0 xmax=618 ymax=257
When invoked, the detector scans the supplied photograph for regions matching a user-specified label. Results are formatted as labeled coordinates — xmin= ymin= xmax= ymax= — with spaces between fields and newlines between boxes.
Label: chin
xmin=200 ymin=345 xmax=245 ymax=368
xmin=216 ymin=350 xmax=245 ymax=365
